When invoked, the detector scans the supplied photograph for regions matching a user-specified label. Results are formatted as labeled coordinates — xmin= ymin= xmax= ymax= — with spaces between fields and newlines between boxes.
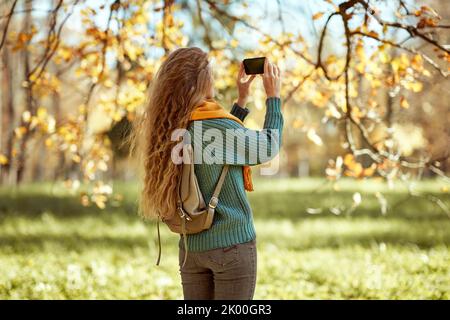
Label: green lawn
xmin=0 ymin=178 xmax=449 ymax=299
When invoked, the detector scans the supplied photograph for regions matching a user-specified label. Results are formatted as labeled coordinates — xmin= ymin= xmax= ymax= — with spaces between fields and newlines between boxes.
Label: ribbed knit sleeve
xmin=189 ymin=97 xmax=283 ymax=166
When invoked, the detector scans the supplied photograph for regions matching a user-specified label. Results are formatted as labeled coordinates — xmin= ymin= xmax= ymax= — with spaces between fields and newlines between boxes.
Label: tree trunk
xmin=1 ymin=43 xmax=14 ymax=184
xmin=52 ymin=88 xmax=66 ymax=181
xmin=15 ymin=0 xmax=33 ymax=184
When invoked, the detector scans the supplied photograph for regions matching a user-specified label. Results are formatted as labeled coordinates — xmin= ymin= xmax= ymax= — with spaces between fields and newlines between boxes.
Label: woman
xmin=131 ymin=47 xmax=283 ymax=300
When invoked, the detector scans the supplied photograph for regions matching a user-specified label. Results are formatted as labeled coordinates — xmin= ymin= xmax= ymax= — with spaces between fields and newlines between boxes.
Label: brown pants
xmin=178 ymin=239 xmax=257 ymax=300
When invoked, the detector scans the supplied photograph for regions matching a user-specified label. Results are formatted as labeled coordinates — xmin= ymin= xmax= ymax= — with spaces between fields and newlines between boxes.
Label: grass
xmin=0 ymin=178 xmax=449 ymax=299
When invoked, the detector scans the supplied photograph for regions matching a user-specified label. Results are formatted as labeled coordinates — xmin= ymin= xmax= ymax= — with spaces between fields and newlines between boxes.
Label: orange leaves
xmin=414 ymin=5 xmax=441 ymax=29
xmin=400 ymin=96 xmax=409 ymax=109
xmin=12 ymin=25 xmax=37 ymax=51
xmin=86 ymin=27 xmax=107 ymax=41
xmin=343 ymin=154 xmax=377 ymax=178
xmin=312 ymin=12 xmax=324 ymax=20
xmin=326 ymin=154 xmax=377 ymax=180
xmin=13 ymin=32 xmax=32 ymax=51
xmin=410 ymin=54 xmax=423 ymax=72
xmin=415 ymin=5 xmax=440 ymax=18
xmin=417 ymin=17 xmax=437 ymax=29
xmin=366 ymin=30 xmax=379 ymax=38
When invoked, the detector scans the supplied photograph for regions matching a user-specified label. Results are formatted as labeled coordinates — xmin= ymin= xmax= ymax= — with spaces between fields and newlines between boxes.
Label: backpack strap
xmin=180 ymin=214 xmax=188 ymax=269
xmin=208 ymin=165 xmax=229 ymax=210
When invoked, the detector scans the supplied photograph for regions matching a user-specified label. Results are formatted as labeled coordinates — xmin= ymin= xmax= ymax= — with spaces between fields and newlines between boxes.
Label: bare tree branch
xmin=0 ymin=0 xmax=18 ymax=51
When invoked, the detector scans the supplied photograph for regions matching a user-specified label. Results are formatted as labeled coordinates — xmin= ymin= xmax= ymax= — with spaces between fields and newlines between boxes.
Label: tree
xmin=0 ymin=0 xmax=448 ymax=213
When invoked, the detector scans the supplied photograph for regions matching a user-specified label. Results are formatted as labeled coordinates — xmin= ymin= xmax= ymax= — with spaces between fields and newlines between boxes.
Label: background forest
xmin=0 ymin=0 xmax=449 ymax=299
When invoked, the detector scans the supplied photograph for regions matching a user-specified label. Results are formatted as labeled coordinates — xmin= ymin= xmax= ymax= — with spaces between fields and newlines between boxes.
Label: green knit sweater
xmin=179 ymin=97 xmax=283 ymax=251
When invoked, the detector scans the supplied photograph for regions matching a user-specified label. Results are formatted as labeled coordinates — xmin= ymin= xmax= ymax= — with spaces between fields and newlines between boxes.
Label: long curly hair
xmin=128 ymin=47 xmax=213 ymax=220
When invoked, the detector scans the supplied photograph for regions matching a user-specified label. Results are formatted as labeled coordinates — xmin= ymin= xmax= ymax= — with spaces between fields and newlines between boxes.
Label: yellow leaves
xmin=343 ymin=154 xmax=354 ymax=166
xmin=354 ymin=40 xmax=366 ymax=73
xmin=45 ymin=137 xmax=54 ymax=148
xmin=311 ymin=91 xmax=330 ymax=108
xmin=92 ymin=194 xmax=107 ymax=209
xmin=381 ymin=53 xmax=426 ymax=92
xmin=379 ymin=51 xmax=391 ymax=63
xmin=124 ymin=40 xmax=144 ymax=61
xmin=55 ymin=47 xmax=73 ymax=64
xmin=390 ymin=53 xmax=409 ymax=72
xmin=37 ymin=107 xmax=47 ymax=120
xmin=355 ymin=62 xmax=365 ymax=73
xmin=0 ymin=154 xmax=8 ymax=165
xmin=20 ymin=107 xmax=55 ymax=134
xmin=312 ymin=12 xmax=324 ymax=20
xmin=78 ymin=104 xmax=87 ymax=115
xmin=326 ymin=54 xmax=337 ymax=65
xmin=78 ymin=181 xmax=113 ymax=209
xmin=403 ymin=81 xmax=422 ymax=93
xmin=350 ymin=106 xmax=365 ymax=120
xmin=81 ymin=7 xmax=96 ymax=17
xmin=355 ymin=41 xmax=365 ymax=58
xmin=58 ymin=125 xmax=79 ymax=145
xmin=400 ymin=96 xmax=409 ymax=109
xmin=229 ymin=39 xmax=239 ymax=48
xmin=72 ymin=154 xmax=81 ymax=163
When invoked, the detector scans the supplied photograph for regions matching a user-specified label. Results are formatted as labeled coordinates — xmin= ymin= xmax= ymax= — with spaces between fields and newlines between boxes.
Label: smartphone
xmin=243 ymin=57 xmax=266 ymax=75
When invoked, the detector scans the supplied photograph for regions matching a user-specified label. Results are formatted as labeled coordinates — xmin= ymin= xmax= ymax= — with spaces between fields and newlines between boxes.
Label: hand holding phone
xmin=236 ymin=62 xmax=256 ymax=106
xmin=238 ymin=57 xmax=281 ymax=103
xmin=262 ymin=58 xmax=281 ymax=99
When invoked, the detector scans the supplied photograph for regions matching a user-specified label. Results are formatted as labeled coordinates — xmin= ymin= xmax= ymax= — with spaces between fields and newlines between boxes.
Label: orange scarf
xmin=190 ymin=98 xmax=254 ymax=192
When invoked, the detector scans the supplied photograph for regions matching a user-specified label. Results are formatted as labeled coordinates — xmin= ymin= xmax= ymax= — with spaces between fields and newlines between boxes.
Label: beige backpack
xmin=156 ymin=144 xmax=229 ymax=268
